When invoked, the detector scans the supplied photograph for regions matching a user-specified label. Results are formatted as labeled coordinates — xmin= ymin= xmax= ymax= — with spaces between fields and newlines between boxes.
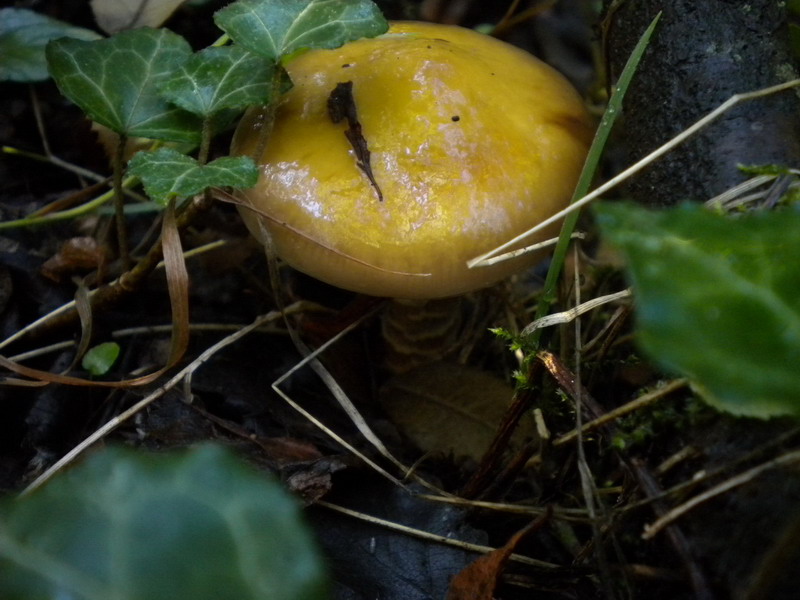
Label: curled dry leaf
xmin=40 ymin=236 xmax=108 ymax=282
xmin=0 ymin=200 xmax=188 ymax=388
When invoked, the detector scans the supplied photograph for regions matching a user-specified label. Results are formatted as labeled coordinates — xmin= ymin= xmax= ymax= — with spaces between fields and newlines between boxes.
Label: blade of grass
xmin=526 ymin=12 xmax=661 ymax=349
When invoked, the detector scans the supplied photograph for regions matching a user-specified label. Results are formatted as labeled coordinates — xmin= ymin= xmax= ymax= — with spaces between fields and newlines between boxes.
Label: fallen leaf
xmin=380 ymin=362 xmax=533 ymax=461
xmin=40 ymin=236 xmax=106 ymax=282
xmin=91 ymin=0 xmax=186 ymax=34
xmin=446 ymin=516 xmax=547 ymax=600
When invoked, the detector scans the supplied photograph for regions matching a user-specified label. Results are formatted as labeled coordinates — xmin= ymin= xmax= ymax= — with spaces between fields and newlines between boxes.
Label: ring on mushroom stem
xmin=232 ymin=21 xmax=593 ymax=300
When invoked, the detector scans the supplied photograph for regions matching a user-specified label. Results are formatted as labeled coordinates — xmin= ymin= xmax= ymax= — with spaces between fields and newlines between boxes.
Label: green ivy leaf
xmin=81 ymin=341 xmax=120 ymax=376
xmin=0 ymin=445 xmax=328 ymax=600
xmin=0 ymin=8 xmax=100 ymax=82
xmin=127 ymin=147 xmax=259 ymax=205
xmin=595 ymin=202 xmax=800 ymax=418
xmin=214 ymin=0 xmax=388 ymax=62
xmin=46 ymin=28 xmax=201 ymax=142
xmin=158 ymin=45 xmax=274 ymax=117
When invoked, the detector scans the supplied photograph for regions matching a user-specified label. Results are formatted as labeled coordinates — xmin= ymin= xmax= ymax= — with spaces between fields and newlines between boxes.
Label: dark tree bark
xmin=603 ymin=6 xmax=800 ymax=600
xmin=604 ymin=0 xmax=800 ymax=205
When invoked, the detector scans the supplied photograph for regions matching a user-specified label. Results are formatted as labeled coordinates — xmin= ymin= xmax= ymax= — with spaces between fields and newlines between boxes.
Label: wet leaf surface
xmin=46 ymin=28 xmax=201 ymax=142
xmin=215 ymin=0 xmax=388 ymax=61
xmin=127 ymin=148 xmax=258 ymax=205
xmin=157 ymin=45 xmax=275 ymax=117
xmin=0 ymin=445 xmax=328 ymax=600
xmin=596 ymin=202 xmax=800 ymax=417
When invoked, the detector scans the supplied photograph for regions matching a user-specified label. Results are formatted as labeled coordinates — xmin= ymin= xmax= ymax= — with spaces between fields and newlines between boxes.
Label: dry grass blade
xmin=0 ymin=200 xmax=190 ymax=388
xmin=20 ymin=307 xmax=300 ymax=496
xmin=521 ymin=289 xmax=631 ymax=335
xmin=160 ymin=197 xmax=190 ymax=367
xmin=569 ymin=246 xmax=619 ymax=599
xmin=415 ymin=494 xmax=591 ymax=523
xmin=271 ymin=311 xmax=443 ymax=492
xmin=467 ymin=78 xmax=800 ymax=269
xmin=553 ymin=379 xmax=689 ymax=448
xmin=642 ymin=447 xmax=800 ymax=540
xmin=705 ymin=174 xmax=776 ymax=209
xmin=256 ymin=214 xmax=448 ymax=496
xmin=317 ymin=500 xmax=562 ymax=570
xmin=70 ymin=281 xmax=94 ymax=371
xmin=472 ymin=232 xmax=584 ymax=268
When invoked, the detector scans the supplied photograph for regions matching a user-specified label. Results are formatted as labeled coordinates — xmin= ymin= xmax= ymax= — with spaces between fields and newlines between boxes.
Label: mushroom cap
xmin=232 ymin=21 xmax=592 ymax=299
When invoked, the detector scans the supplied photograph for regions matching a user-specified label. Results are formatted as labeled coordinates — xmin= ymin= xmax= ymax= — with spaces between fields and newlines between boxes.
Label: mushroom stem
xmin=380 ymin=297 xmax=466 ymax=374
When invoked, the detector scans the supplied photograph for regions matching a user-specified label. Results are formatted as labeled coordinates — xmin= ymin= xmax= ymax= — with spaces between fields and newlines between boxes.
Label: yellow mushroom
xmin=232 ymin=21 xmax=593 ymax=299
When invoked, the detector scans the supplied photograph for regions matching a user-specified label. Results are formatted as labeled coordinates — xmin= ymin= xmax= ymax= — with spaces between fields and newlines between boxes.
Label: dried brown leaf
xmin=40 ymin=236 xmax=106 ymax=282
xmin=446 ymin=516 xmax=546 ymax=600
xmin=0 ymin=200 xmax=188 ymax=388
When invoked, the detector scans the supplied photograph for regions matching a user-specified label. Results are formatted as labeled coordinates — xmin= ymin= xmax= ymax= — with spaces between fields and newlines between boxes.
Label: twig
xmin=553 ymin=379 xmax=689 ymax=447
xmin=458 ymin=359 xmax=543 ymax=499
xmin=642 ymin=448 xmax=800 ymax=540
xmin=632 ymin=459 xmax=715 ymax=600
xmin=571 ymin=244 xmax=618 ymax=600
xmin=0 ymin=196 xmax=207 ymax=351
xmin=19 ymin=308 xmax=298 ymax=496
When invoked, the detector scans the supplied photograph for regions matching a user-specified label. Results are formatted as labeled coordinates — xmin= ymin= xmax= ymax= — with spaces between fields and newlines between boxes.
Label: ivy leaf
xmin=214 ymin=0 xmax=388 ymax=62
xmin=0 ymin=8 xmax=100 ymax=82
xmin=127 ymin=147 xmax=259 ymax=205
xmin=0 ymin=445 xmax=328 ymax=600
xmin=158 ymin=45 xmax=274 ymax=117
xmin=46 ymin=28 xmax=201 ymax=143
xmin=81 ymin=342 xmax=120 ymax=376
xmin=595 ymin=202 xmax=800 ymax=417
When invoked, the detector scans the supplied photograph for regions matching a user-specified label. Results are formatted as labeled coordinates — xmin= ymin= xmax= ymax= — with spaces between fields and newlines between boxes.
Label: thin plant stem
xmin=0 ymin=176 xmax=139 ymax=230
xmin=2 ymin=146 xmax=106 ymax=183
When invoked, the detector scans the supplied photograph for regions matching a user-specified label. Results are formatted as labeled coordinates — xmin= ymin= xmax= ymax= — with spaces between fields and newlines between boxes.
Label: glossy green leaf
xmin=158 ymin=45 xmax=274 ymax=117
xmin=0 ymin=445 xmax=328 ymax=600
xmin=214 ymin=0 xmax=388 ymax=62
xmin=0 ymin=8 xmax=100 ymax=82
xmin=127 ymin=147 xmax=258 ymax=205
xmin=595 ymin=202 xmax=800 ymax=417
xmin=46 ymin=28 xmax=201 ymax=142
xmin=81 ymin=342 xmax=120 ymax=376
